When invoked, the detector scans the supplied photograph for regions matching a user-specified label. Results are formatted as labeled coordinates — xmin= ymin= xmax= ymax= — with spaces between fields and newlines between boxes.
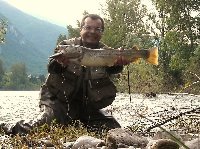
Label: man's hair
xmin=80 ymin=14 xmax=104 ymax=32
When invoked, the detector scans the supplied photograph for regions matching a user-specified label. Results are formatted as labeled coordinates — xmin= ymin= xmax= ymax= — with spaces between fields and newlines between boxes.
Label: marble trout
xmin=49 ymin=45 xmax=158 ymax=66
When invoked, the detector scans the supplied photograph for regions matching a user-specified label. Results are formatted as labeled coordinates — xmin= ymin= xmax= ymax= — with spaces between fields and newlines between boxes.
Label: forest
xmin=0 ymin=0 xmax=199 ymax=94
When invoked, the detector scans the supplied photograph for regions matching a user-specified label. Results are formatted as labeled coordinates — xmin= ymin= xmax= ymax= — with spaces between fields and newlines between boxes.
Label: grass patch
xmin=0 ymin=120 xmax=106 ymax=148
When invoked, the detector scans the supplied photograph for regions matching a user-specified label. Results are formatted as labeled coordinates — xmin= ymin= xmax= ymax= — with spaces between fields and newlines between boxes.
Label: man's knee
xmin=35 ymin=105 xmax=55 ymax=125
xmin=83 ymin=109 xmax=121 ymax=130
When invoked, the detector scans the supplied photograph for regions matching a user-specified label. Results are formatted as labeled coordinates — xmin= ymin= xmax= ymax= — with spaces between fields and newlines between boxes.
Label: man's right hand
xmin=50 ymin=50 xmax=69 ymax=67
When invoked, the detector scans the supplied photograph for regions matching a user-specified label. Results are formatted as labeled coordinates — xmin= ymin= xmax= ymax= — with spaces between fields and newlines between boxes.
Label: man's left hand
xmin=51 ymin=49 xmax=70 ymax=67
xmin=114 ymin=47 xmax=131 ymax=66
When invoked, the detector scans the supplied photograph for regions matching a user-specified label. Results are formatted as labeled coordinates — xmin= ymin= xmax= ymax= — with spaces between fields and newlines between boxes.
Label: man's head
xmin=80 ymin=14 xmax=104 ymax=48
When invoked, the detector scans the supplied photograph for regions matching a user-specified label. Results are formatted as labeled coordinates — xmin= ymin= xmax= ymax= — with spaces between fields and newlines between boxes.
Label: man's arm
xmin=47 ymin=59 xmax=64 ymax=74
xmin=47 ymin=39 xmax=74 ymax=74
xmin=106 ymin=65 xmax=123 ymax=74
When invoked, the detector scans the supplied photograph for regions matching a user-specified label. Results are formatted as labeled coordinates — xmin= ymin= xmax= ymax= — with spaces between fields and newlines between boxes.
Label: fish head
xmin=58 ymin=45 xmax=83 ymax=58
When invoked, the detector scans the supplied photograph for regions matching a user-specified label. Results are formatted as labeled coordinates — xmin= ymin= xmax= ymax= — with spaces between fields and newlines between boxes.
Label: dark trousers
xmin=5 ymin=103 xmax=120 ymax=135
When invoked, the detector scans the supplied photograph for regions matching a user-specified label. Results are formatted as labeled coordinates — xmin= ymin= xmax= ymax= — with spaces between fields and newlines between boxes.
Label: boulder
xmin=106 ymin=128 xmax=148 ymax=148
xmin=182 ymin=138 xmax=200 ymax=149
xmin=71 ymin=135 xmax=105 ymax=149
xmin=146 ymin=139 xmax=180 ymax=149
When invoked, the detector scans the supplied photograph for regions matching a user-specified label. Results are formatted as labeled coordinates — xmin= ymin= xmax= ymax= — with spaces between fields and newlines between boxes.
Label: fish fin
xmin=132 ymin=58 xmax=140 ymax=63
xmin=131 ymin=45 xmax=140 ymax=63
xmin=132 ymin=45 xmax=139 ymax=51
xmin=147 ymin=47 xmax=158 ymax=65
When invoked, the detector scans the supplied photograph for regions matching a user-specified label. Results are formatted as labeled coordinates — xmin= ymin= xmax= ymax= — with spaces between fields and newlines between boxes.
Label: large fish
xmin=49 ymin=45 xmax=158 ymax=66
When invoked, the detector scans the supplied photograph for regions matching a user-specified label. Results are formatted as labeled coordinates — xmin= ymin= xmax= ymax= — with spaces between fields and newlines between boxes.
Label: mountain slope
xmin=0 ymin=0 xmax=68 ymax=74
xmin=0 ymin=21 xmax=47 ymax=74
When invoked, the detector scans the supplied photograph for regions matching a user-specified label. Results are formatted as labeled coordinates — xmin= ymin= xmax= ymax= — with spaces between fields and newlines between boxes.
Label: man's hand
xmin=51 ymin=49 xmax=69 ymax=67
xmin=114 ymin=47 xmax=131 ymax=66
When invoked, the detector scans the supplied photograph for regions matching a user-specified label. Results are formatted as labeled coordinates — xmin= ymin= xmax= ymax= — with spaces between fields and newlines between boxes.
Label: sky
xmin=4 ymin=0 xmax=106 ymax=27
xmin=3 ymin=0 xmax=156 ymax=28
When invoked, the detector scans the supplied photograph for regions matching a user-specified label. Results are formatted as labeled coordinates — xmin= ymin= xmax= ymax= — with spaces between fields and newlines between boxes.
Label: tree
xmin=98 ymin=0 xmax=162 ymax=93
xmin=149 ymin=0 xmax=200 ymax=89
xmin=9 ymin=63 xmax=28 ymax=90
xmin=56 ymin=34 xmax=67 ymax=44
xmin=66 ymin=25 xmax=79 ymax=39
xmin=102 ymin=0 xmax=154 ymax=49
xmin=0 ymin=59 xmax=5 ymax=87
xmin=185 ymin=45 xmax=200 ymax=94
xmin=0 ymin=19 xmax=7 ymax=43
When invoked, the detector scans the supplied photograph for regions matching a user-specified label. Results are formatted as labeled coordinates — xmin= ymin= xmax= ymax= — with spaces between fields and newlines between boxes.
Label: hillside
xmin=0 ymin=0 xmax=68 ymax=74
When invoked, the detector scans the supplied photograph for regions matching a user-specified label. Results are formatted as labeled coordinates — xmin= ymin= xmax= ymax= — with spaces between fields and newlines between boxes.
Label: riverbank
xmin=0 ymin=91 xmax=200 ymax=148
xmin=0 ymin=91 xmax=199 ymax=129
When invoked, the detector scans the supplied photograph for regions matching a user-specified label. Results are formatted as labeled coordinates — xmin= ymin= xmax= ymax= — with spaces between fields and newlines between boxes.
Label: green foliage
xmin=0 ymin=61 xmax=43 ymax=90
xmin=114 ymin=62 xmax=162 ymax=93
xmin=56 ymin=34 xmax=67 ymax=44
xmin=67 ymin=25 xmax=80 ymax=39
xmin=101 ymin=0 xmax=164 ymax=93
xmin=0 ymin=2 xmax=67 ymax=74
xmin=0 ymin=18 xmax=7 ymax=43
xmin=102 ymin=0 xmax=154 ymax=48
xmin=60 ymin=0 xmax=200 ymax=94
xmin=182 ymin=45 xmax=200 ymax=94
xmin=0 ymin=59 xmax=4 ymax=83
xmin=0 ymin=121 xmax=101 ymax=148
xmin=148 ymin=0 xmax=200 ymax=92
xmin=188 ymin=45 xmax=200 ymax=75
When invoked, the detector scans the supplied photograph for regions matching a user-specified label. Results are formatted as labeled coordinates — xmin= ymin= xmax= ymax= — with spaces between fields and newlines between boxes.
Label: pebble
xmin=0 ymin=129 xmax=199 ymax=149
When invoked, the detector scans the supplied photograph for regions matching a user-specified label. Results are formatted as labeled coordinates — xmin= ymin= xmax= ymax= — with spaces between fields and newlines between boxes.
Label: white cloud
xmin=5 ymin=0 xmax=106 ymax=27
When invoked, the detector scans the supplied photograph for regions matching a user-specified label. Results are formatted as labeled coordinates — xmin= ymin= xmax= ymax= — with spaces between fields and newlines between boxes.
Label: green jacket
xmin=39 ymin=37 xmax=123 ymax=116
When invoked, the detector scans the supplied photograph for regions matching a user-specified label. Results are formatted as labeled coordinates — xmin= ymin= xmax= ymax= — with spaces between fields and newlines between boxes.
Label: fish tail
xmin=147 ymin=47 xmax=158 ymax=65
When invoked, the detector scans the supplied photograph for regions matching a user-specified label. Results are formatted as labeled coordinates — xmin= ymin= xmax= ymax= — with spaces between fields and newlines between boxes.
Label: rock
xmin=71 ymin=135 xmax=105 ymax=149
xmin=146 ymin=139 xmax=180 ymax=149
xmin=0 ymin=134 xmax=11 ymax=141
xmin=63 ymin=141 xmax=74 ymax=149
xmin=181 ymin=138 xmax=200 ymax=149
xmin=0 ymin=134 xmax=13 ymax=148
xmin=106 ymin=128 xmax=148 ymax=148
xmin=40 ymin=139 xmax=54 ymax=147
xmin=153 ymin=130 xmax=183 ymax=142
xmin=0 ymin=123 xmax=12 ymax=135
xmin=106 ymin=134 xmax=117 ymax=149
xmin=145 ymin=92 xmax=157 ymax=98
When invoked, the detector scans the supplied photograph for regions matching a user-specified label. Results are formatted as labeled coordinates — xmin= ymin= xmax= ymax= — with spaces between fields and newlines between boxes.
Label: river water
xmin=0 ymin=91 xmax=200 ymax=134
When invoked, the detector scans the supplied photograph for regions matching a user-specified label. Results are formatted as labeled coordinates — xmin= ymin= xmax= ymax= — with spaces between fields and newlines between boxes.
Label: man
xmin=1 ymin=14 xmax=130 ymax=135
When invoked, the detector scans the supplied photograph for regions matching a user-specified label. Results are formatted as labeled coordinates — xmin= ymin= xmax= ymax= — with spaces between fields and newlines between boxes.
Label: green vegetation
xmin=0 ymin=61 xmax=45 ymax=90
xmin=0 ymin=19 xmax=45 ymax=90
xmin=1 ymin=0 xmax=199 ymax=94
xmin=0 ymin=121 xmax=102 ymax=148
xmin=0 ymin=110 xmax=198 ymax=148
xmin=102 ymin=0 xmax=199 ymax=94
xmin=0 ymin=1 xmax=67 ymax=75
xmin=0 ymin=18 xmax=7 ymax=43
xmin=57 ymin=0 xmax=200 ymax=94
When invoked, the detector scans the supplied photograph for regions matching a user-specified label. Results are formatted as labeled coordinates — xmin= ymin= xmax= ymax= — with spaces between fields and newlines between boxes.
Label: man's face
xmin=80 ymin=17 xmax=103 ymax=47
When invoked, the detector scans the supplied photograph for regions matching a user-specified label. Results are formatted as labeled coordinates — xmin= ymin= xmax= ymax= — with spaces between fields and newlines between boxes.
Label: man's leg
xmin=1 ymin=105 xmax=55 ymax=135
xmin=80 ymin=109 xmax=121 ymax=133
